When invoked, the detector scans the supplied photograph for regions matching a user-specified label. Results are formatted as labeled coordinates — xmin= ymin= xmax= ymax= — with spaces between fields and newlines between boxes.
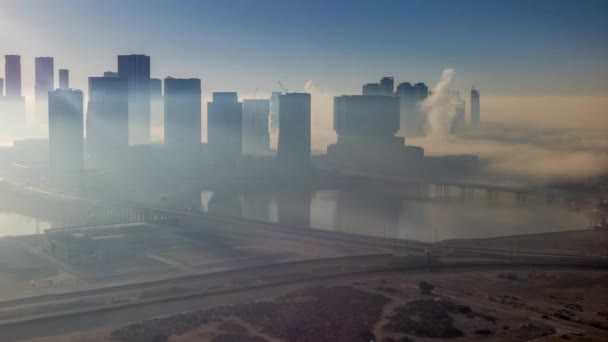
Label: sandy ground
xmin=25 ymin=268 xmax=608 ymax=342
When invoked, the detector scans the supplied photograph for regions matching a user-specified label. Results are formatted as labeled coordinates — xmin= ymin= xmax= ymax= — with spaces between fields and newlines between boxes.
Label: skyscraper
xmin=363 ymin=77 xmax=395 ymax=96
xmin=86 ymin=76 xmax=129 ymax=168
xmin=3 ymin=55 xmax=25 ymax=134
xmin=5 ymin=55 xmax=21 ymax=98
xmin=395 ymin=81 xmax=428 ymax=136
xmin=242 ymin=99 xmax=270 ymax=155
xmin=328 ymin=95 xmax=423 ymax=171
xmin=277 ymin=93 xmax=311 ymax=167
xmin=207 ymin=92 xmax=243 ymax=161
xmin=48 ymin=89 xmax=84 ymax=174
xmin=59 ymin=69 xmax=69 ymax=89
xmin=269 ymin=91 xmax=281 ymax=133
xmin=380 ymin=77 xmax=394 ymax=96
xmin=35 ymin=57 xmax=54 ymax=97
xmin=150 ymin=78 xmax=163 ymax=143
xmin=362 ymin=83 xmax=383 ymax=96
xmin=150 ymin=78 xmax=162 ymax=99
xmin=470 ymin=87 xmax=480 ymax=126
xmin=118 ymin=54 xmax=151 ymax=145
xmin=34 ymin=57 xmax=54 ymax=128
xmin=450 ymin=91 xmax=466 ymax=135
xmin=333 ymin=95 xmax=400 ymax=139
xmin=0 ymin=78 xmax=4 ymax=97
xmin=103 ymin=71 xmax=119 ymax=78
xmin=164 ymin=77 xmax=201 ymax=148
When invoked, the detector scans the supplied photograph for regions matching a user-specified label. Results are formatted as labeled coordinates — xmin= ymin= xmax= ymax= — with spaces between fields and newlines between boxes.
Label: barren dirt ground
xmin=27 ymin=268 xmax=608 ymax=342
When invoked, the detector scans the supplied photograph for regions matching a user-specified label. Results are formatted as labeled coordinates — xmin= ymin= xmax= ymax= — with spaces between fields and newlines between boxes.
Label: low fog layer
xmin=2 ymin=70 xmax=607 ymax=184
xmin=304 ymin=70 xmax=608 ymax=183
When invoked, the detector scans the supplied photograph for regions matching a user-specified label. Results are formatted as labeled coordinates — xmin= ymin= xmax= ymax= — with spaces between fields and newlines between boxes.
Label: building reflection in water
xmin=334 ymin=191 xmax=400 ymax=239
xmin=276 ymin=189 xmax=312 ymax=228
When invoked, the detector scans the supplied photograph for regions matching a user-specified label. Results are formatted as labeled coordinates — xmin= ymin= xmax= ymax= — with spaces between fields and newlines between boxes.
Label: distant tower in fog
xmin=363 ymin=77 xmax=395 ymax=96
xmin=362 ymin=83 xmax=383 ymax=96
xmin=150 ymin=78 xmax=162 ymax=99
xmin=380 ymin=77 xmax=394 ymax=96
xmin=242 ymin=99 xmax=270 ymax=155
xmin=395 ymin=81 xmax=428 ymax=136
xmin=450 ymin=91 xmax=466 ymax=134
xmin=103 ymin=71 xmax=119 ymax=78
xmin=470 ymin=87 xmax=480 ymax=126
xmin=0 ymin=78 xmax=4 ymax=97
xmin=269 ymin=91 xmax=281 ymax=133
xmin=48 ymin=89 xmax=84 ymax=173
xmin=35 ymin=57 xmax=54 ymax=97
xmin=207 ymin=92 xmax=243 ymax=161
xmin=87 ymin=76 xmax=129 ymax=168
xmin=164 ymin=77 xmax=201 ymax=149
xmin=277 ymin=93 xmax=311 ymax=167
xmin=58 ymin=69 xmax=69 ymax=89
xmin=5 ymin=55 xmax=22 ymax=98
xmin=118 ymin=54 xmax=151 ymax=144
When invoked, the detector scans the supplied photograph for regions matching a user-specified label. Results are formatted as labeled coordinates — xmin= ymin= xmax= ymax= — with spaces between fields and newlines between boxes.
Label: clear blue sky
xmin=1 ymin=0 xmax=607 ymax=96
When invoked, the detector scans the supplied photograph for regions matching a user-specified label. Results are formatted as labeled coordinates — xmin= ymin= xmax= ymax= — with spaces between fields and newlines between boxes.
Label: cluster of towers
xmin=360 ymin=77 xmax=480 ymax=137
xmin=0 ymin=54 xmax=313 ymax=179
xmin=326 ymin=77 xmax=481 ymax=173
xmin=0 ymin=55 xmax=481 ymax=180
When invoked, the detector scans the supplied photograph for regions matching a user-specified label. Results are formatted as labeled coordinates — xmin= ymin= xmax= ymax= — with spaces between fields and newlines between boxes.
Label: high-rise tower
xmin=118 ymin=54 xmax=151 ymax=145
xmin=59 ymin=69 xmax=69 ymax=89
xmin=4 ymin=55 xmax=21 ymax=98
xmin=164 ymin=77 xmax=201 ymax=148
xmin=380 ymin=77 xmax=394 ymax=96
xmin=48 ymin=89 xmax=84 ymax=174
xmin=207 ymin=92 xmax=243 ymax=161
xmin=470 ymin=87 xmax=480 ymax=126
xmin=86 ymin=76 xmax=129 ymax=168
xmin=35 ymin=57 xmax=54 ymax=97
xmin=242 ymin=99 xmax=270 ymax=155
xmin=276 ymin=93 xmax=311 ymax=167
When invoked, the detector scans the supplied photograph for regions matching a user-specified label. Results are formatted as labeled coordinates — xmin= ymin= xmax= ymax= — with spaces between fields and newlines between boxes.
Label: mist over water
xmin=297 ymin=70 xmax=608 ymax=184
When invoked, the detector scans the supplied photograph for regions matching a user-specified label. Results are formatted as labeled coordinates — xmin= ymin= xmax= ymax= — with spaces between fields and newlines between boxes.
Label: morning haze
xmin=0 ymin=1 xmax=607 ymax=341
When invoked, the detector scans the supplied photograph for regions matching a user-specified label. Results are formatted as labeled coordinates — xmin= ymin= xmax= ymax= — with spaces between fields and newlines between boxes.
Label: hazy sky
xmin=1 ymin=0 xmax=607 ymax=97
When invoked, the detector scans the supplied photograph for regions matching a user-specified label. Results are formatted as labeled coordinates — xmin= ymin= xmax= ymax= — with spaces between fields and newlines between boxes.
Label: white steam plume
xmin=422 ymin=68 xmax=457 ymax=142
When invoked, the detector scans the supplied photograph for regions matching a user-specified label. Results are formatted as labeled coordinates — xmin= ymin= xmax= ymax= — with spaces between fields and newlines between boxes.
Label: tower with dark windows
xmin=58 ymin=69 xmax=69 ymax=89
xmin=449 ymin=91 xmax=466 ymax=135
xmin=328 ymin=95 xmax=423 ymax=173
xmin=164 ymin=77 xmax=202 ymax=149
xmin=35 ymin=57 xmax=54 ymax=97
xmin=4 ymin=55 xmax=22 ymax=98
xmin=276 ymin=93 xmax=311 ymax=167
xmin=395 ymin=81 xmax=428 ymax=136
xmin=207 ymin=92 xmax=243 ymax=162
xmin=3 ymin=55 xmax=25 ymax=133
xmin=470 ymin=87 xmax=480 ymax=126
xmin=48 ymin=89 xmax=84 ymax=175
xmin=242 ymin=99 xmax=270 ymax=156
xmin=380 ymin=77 xmax=394 ymax=96
xmin=118 ymin=54 xmax=151 ymax=145
xmin=269 ymin=91 xmax=281 ymax=133
xmin=86 ymin=76 xmax=129 ymax=168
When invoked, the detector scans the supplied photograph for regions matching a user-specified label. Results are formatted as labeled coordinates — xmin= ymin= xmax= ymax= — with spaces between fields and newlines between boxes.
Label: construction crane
xmin=277 ymin=81 xmax=288 ymax=94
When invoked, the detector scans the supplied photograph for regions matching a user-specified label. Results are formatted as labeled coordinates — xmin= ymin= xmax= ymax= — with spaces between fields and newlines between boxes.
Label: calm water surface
xmin=162 ymin=187 xmax=588 ymax=243
xmin=0 ymin=187 xmax=588 ymax=242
